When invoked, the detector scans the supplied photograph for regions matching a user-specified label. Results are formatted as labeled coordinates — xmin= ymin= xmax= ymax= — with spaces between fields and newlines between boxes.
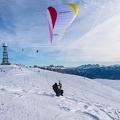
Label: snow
xmin=0 ymin=65 xmax=120 ymax=120
xmin=94 ymin=79 xmax=120 ymax=91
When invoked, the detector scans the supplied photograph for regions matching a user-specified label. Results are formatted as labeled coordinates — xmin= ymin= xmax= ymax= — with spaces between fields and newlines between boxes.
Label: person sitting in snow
xmin=52 ymin=81 xmax=63 ymax=96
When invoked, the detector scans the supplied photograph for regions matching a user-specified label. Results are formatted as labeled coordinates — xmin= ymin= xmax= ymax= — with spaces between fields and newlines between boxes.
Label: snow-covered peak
xmin=77 ymin=64 xmax=100 ymax=69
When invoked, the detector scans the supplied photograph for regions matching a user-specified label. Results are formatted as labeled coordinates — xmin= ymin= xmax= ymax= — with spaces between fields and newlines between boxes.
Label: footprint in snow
xmin=58 ymin=105 xmax=71 ymax=112
xmin=84 ymin=105 xmax=89 ymax=109
xmin=1 ymin=88 xmax=5 ymax=91
xmin=13 ymin=92 xmax=23 ymax=97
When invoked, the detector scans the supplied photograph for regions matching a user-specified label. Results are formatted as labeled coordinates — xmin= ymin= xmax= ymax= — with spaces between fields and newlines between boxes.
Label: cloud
xmin=57 ymin=9 xmax=120 ymax=65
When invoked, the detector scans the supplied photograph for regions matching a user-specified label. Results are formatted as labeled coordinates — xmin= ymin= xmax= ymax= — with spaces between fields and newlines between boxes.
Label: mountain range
xmin=38 ymin=64 xmax=120 ymax=80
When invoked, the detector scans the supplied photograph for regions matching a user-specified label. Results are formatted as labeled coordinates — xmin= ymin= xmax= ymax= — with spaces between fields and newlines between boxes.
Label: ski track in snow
xmin=0 ymin=65 xmax=120 ymax=120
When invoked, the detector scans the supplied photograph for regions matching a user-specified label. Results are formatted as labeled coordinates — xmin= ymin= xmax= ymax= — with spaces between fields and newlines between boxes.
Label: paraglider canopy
xmin=47 ymin=3 xmax=79 ymax=44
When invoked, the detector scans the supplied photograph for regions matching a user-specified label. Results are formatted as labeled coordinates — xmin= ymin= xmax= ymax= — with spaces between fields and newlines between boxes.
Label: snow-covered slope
xmin=94 ymin=79 xmax=120 ymax=91
xmin=0 ymin=65 xmax=120 ymax=120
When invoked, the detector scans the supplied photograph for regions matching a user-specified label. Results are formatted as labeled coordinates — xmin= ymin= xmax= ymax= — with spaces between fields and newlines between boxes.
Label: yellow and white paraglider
xmin=47 ymin=3 xmax=79 ymax=43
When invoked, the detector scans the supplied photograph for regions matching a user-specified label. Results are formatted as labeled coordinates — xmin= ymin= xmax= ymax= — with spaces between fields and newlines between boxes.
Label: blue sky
xmin=0 ymin=0 xmax=120 ymax=67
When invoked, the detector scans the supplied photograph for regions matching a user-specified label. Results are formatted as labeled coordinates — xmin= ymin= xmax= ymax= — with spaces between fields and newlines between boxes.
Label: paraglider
xmin=36 ymin=50 xmax=39 ymax=53
xmin=47 ymin=3 xmax=79 ymax=43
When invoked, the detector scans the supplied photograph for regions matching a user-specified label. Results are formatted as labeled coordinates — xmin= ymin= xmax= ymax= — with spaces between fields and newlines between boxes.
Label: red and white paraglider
xmin=47 ymin=3 xmax=79 ymax=43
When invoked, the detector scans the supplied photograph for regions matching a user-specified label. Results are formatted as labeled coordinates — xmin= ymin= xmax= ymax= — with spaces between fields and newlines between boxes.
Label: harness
xmin=57 ymin=84 xmax=61 ymax=90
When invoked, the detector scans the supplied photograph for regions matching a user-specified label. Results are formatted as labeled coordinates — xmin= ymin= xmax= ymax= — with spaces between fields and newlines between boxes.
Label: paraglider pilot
xmin=52 ymin=80 xmax=63 ymax=96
